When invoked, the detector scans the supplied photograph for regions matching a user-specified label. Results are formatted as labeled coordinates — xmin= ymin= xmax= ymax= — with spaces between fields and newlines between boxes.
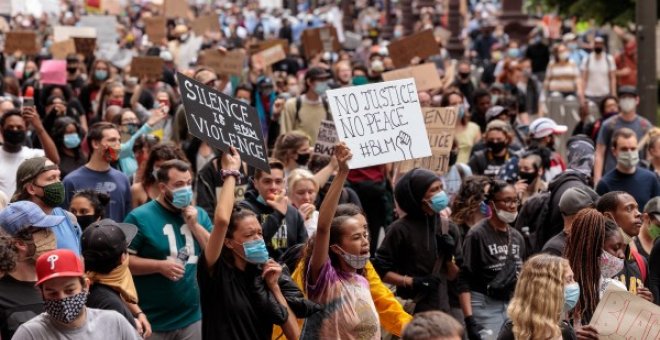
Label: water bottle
xmin=176 ymin=246 xmax=190 ymax=266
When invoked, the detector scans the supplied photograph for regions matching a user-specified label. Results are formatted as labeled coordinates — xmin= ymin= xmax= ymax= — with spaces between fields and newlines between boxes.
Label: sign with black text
xmin=176 ymin=72 xmax=269 ymax=172
xmin=314 ymin=120 xmax=339 ymax=156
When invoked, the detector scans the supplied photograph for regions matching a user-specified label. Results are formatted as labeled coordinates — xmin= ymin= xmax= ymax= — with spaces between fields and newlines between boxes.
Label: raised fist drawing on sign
xmin=396 ymin=130 xmax=413 ymax=160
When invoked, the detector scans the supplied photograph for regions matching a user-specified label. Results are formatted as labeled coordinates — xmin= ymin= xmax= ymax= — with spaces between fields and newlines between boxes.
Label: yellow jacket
xmin=272 ymin=260 xmax=412 ymax=339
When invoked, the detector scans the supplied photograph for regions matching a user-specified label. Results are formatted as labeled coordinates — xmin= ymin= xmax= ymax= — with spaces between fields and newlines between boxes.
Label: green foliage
xmin=527 ymin=0 xmax=636 ymax=25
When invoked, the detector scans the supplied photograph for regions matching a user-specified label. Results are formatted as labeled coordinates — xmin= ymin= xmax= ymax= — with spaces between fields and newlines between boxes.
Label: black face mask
xmin=296 ymin=153 xmax=311 ymax=166
xmin=3 ymin=130 xmax=26 ymax=145
xmin=66 ymin=67 xmax=77 ymax=74
xmin=458 ymin=72 xmax=470 ymax=79
xmin=449 ymin=151 xmax=458 ymax=166
xmin=518 ymin=171 xmax=537 ymax=184
xmin=75 ymin=215 xmax=98 ymax=231
xmin=487 ymin=141 xmax=506 ymax=154
xmin=594 ymin=47 xmax=603 ymax=54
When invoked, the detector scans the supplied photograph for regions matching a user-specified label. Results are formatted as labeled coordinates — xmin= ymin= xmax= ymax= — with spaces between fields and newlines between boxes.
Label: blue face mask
xmin=241 ymin=238 xmax=269 ymax=264
xmin=564 ymin=282 xmax=580 ymax=312
xmin=428 ymin=191 xmax=449 ymax=213
xmin=63 ymin=133 xmax=81 ymax=149
xmin=458 ymin=105 xmax=465 ymax=120
xmin=314 ymin=81 xmax=329 ymax=96
xmin=94 ymin=70 xmax=108 ymax=81
xmin=169 ymin=186 xmax=193 ymax=209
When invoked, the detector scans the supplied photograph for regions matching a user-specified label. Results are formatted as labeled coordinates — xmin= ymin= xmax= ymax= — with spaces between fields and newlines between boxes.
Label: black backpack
xmin=514 ymin=191 xmax=551 ymax=254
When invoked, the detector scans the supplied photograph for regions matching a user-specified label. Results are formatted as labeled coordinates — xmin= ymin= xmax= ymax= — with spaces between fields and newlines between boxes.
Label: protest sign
xmin=40 ymin=60 xmax=67 ymax=85
xmin=314 ymin=120 xmax=339 ymax=156
xmin=130 ymin=57 xmax=164 ymax=79
xmin=301 ymin=26 xmax=340 ymax=59
xmin=176 ymin=72 xmax=269 ymax=172
xmin=73 ymin=37 xmax=97 ymax=56
xmin=259 ymin=0 xmax=282 ymax=9
xmin=5 ymin=31 xmax=38 ymax=55
xmin=145 ymin=16 xmax=167 ymax=44
xmin=398 ymin=107 xmax=458 ymax=174
xmin=53 ymin=26 xmax=96 ymax=42
xmin=164 ymin=0 xmax=189 ymax=18
xmin=202 ymin=49 xmax=246 ymax=76
xmin=251 ymin=44 xmax=286 ymax=69
xmin=327 ymin=78 xmax=431 ymax=169
xmin=590 ymin=287 xmax=660 ymax=339
xmin=249 ymin=39 xmax=289 ymax=55
xmin=387 ymin=30 xmax=439 ymax=68
xmin=190 ymin=14 xmax=220 ymax=36
xmin=382 ymin=63 xmax=443 ymax=92
xmin=101 ymin=0 xmax=122 ymax=15
xmin=79 ymin=15 xmax=118 ymax=46
xmin=50 ymin=39 xmax=76 ymax=59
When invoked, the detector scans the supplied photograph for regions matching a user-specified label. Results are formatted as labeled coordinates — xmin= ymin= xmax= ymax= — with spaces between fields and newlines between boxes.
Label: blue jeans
xmin=470 ymin=291 xmax=508 ymax=340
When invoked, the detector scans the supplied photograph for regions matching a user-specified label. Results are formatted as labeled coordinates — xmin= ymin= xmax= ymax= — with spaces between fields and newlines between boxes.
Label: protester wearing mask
xmin=12 ymin=157 xmax=81 ymax=254
xmin=63 ymin=122 xmax=132 ymax=222
xmin=0 ymin=109 xmax=59 ymax=197
xmin=451 ymin=61 xmax=476 ymax=106
xmin=544 ymin=43 xmax=583 ymax=100
xmin=272 ymin=131 xmax=313 ymax=174
xmin=125 ymin=159 xmax=212 ymax=338
xmin=594 ymin=86 xmax=652 ymax=183
xmin=513 ymin=153 xmax=547 ymax=205
xmin=65 ymin=54 xmax=84 ymax=95
xmin=111 ymin=108 xmax=167 ymax=177
xmin=280 ymin=67 xmax=332 ymax=144
xmin=50 ymin=116 xmax=85 ymax=178
xmin=573 ymin=95 xmax=618 ymax=143
xmin=468 ymin=120 xmax=514 ymax=178
xmin=0 ymin=201 xmax=62 ymax=340
xmin=374 ymin=168 xmax=459 ymax=314
xmin=635 ymin=197 xmax=660 ymax=259
xmin=12 ymin=249 xmax=140 ymax=339
xmin=596 ymin=128 xmax=660 ymax=209
xmin=596 ymin=192 xmax=654 ymax=302
xmin=83 ymin=219 xmax=152 ymax=337
xmin=68 ymin=189 xmax=111 ymax=231
xmin=563 ymin=33 xmax=588 ymax=67
xmin=471 ymin=89 xmax=493 ymax=133
xmin=80 ymin=60 xmax=112 ymax=117
xmin=581 ymin=36 xmax=616 ymax=106
xmin=459 ymin=180 xmax=526 ymax=338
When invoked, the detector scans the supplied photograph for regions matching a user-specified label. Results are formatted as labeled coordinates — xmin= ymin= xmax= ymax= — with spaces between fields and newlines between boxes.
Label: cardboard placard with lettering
xmin=202 ymin=49 xmax=246 ymax=76
xmin=130 ymin=57 xmax=164 ymax=79
xmin=327 ymin=78 xmax=431 ymax=169
xmin=249 ymin=39 xmax=289 ymax=55
xmin=5 ymin=31 xmax=38 ymax=55
xmin=145 ymin=16 xmax=167 ymax=44
xmin=176 ymin=72 xmax=269 ymax=172
xmin=589 ymin=286 xmax=660 ymax=339
xmin=50 ymin=39 xmax=77 ymax=60
xmin=301 ymin=26 xmax=340 ymax=59
xmin=382 ymin=63 xmax=443 ymax=92
xmin=190 ymin=15 xmax=221 ymax=36
xmin=164 ymin=0 xmax=189 ymax=18
xmin=73 ymin=37 xmax=97 ymax=56
xmin=398 ymin=107 xmax=458 ymax=174
xmin=251 ymin=44 xmax=286 ymax=69
xmin=314 ymin=120 xmax=339 ymax=156
xmin=387 ymin=30 xmax=439 ymax=68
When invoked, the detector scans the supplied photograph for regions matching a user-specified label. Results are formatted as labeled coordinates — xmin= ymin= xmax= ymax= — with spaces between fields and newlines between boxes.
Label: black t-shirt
xmin=497 ymin=319 xmax=576 ymax=340
xmin=87 ymin=283 xmax=137 ymax=328
xmin=0 ymin=275 xmax=43 ymax=339
xmin=468 ymin=150 xmax=512 ymax=178
xmin=542 ymin=231 xmax=567 ymax=257
xmin=614 ymin=245 xmax=646 ymax=291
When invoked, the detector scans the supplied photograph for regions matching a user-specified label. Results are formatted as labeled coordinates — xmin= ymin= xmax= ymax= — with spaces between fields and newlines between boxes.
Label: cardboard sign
xmin=53 ymin=26 xmax=96 ymax=42
xmin=5 ymin=31 xmax=38 ymax=55
xmin=176 ymin=72 xmax=270 ymax=172
xmin=398 ymin=107 xmax=458 ymax=174
xmin=249 ymin=39 xmax=289 ymax=55
xmin=202 ymin=49 xmax=246 ymax=76
xmin=130 ymin=57 xmax=164 ymax=79
xmin=216 ymin=184 xmax=248 ymax=203
xmin=259 ymin=0 xmax=283 ymax=9
xmin=190 ymin=14 xmax=220 ymax=36
xmin=101 ymin=0 xmax=122 ymax=15
xmin=590 ymin=287 xmax=660 ymax=339
xmin=251 ymin=44 xmax=286 ymax=69
xmin=40 ymin=60 xmax=67 ymax=85
xmin=314 ymin=120 xmax=339 ymax=156
xmin=79 ymin=15 xmax=118 ymax=46
xmin=382 ymin=63 xmax=443 ymax=92
xmin=164 ymin=0 xmax=189 ymax=18
xmin=73 ymin=37 xmax=97 ymax=56
xmin=50 ymin=39 xmax=77 ymax=59
xmin=145 ymin=16 xmax=167 ymax=44
xmin=327 ymin=78 xmax=431 ymax=169
xmin=301 ymin=26 xmax=340 ymax=59
xmin=388 ymin=30 xmax=439 ymax=68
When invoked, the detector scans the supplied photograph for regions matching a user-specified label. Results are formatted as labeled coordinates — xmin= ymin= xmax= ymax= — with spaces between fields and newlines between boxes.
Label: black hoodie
xmin=238 ymin=189 xmax=308 ymax=261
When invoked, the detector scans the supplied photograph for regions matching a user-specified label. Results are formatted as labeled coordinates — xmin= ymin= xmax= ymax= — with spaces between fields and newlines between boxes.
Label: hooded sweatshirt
xmin=373 ymin=169 xmax=450 ymax=313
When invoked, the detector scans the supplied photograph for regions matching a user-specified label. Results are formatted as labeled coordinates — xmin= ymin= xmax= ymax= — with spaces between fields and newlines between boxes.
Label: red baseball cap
xmin=35 ymin=249 xmax=85 ymax=286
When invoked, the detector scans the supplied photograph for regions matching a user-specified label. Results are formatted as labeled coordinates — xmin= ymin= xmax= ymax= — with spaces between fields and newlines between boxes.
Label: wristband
xmin=220 ymin=169 xmax=240 ymax=180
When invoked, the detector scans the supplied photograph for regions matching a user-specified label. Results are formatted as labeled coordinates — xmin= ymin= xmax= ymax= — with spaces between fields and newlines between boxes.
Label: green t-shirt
xmin=125 ymin=200 xmax=213 ymax=332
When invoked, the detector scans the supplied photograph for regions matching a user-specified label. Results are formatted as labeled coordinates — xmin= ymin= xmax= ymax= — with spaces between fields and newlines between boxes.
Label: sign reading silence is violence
xmin=175 ymin=72 xmax=270 ymax=172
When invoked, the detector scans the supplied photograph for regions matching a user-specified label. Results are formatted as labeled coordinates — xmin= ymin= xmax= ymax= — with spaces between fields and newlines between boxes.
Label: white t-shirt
xmin=0 ymin=146 xmax=45 ymax=197
xmin=581 ymin=53 xmax=615 ymax=97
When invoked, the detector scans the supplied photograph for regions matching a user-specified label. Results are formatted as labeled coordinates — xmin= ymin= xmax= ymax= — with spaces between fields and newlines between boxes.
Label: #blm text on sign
xmin=589 ymin=287 xmax=660 ymax=339
xmin=387 ymin=29 xmax=439 ymax=68
xmin=176 ymin=72 xmax=270 ymax=173
xmin=398 ymin=106 xmax=458 ymax=174
xmin=327 ymin=78 xmax=432 ymax=169
xmin=314 ymin=120 xmax=339 ymax=156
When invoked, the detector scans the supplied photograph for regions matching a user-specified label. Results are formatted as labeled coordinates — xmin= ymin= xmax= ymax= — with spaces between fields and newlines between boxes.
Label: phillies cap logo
xmin=47 ymin=254 xmax=59 ymax=270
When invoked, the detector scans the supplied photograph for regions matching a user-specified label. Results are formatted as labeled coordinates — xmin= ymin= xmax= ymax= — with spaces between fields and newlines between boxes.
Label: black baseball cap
xmin=304 ymin=67 xmax=331 ymax=81
xmin=81 ymin=219 xmax=138 ymax=264
xmin=618 ymin=85 xmax=637 ymax=97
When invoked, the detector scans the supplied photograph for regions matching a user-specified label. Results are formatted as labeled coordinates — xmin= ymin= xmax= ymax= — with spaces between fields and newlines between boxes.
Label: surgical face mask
xmin=619 ymin=98 xmax=636 ymax=113
xmin=559 ymin=52 xmax=570 ymax=61
xmin=43 ymin=291 xmax=88 ymax=324
xmin=649 ymin=223 xmax=660 ymax=240
xmin=239 ymin=238 xmax=269 ymax=264
xmin=599 ymin=250 xmax=624 ymax=278
xmin=394 ymin=30 xmax=403 ymax=39
xmin=563 ymin=282 xmax=580 ymax=312
xmin=507 ymin=48 xmax=520 ymax=59
xmin=122 ymin=123 xmax=138 ymax=135
xmin=35 ymin=182 xmax=66 ymax=207
xmin=94 ymin=70 xmax=108 ymax=81
xmin=617 ymin=150 xmax=639 ymax=169
xmin=427 ymin=191 xmax=449 ymax=213
xmin=63 ymin=133 xmax=81 ymax=149
xmin=495 ymin=206 xmax=518 ymax=224
xmin=332 ymin=245 xmax=369 ymax=269
xmin=314 ymin=81 xmax=329 ymax=96
xmin=169 ymin=185 xmax=193 ymax=209
xmin=371 ymin=59 xmax=384 ymax=73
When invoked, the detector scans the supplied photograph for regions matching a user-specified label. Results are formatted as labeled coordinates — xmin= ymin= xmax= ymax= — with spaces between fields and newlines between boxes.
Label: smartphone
xmin=22 ymin=97 xmax=34 ymax=108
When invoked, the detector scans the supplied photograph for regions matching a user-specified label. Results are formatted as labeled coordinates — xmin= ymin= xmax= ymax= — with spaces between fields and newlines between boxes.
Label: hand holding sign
xmin=335 ymin=142 xmax=352 ymax=172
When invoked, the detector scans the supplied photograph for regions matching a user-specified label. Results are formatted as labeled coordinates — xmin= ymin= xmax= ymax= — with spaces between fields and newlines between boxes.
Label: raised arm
xmin=309 ymin=143 xmax=352 ymax=284
xmin=205 ymin=147 xmax=242 ymax=269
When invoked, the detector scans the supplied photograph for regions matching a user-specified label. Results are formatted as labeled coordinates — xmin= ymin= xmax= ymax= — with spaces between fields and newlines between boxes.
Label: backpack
xmin=630 ymin=247 xmax=647 ymax=283
xmin=295 ymin=97 xmax=331 ymax=124
xmin=514 ymin=191 xmax=552 ymax=253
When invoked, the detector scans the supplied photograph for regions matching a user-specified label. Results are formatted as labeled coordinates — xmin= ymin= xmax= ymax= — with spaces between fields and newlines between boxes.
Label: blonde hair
xmin=287 ymin=169 xmax=318 ymax=194
xmin=507 ymin=254 xmax=567 ymax=340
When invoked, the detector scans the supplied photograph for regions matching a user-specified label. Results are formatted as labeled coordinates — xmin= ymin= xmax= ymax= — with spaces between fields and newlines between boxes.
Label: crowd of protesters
xmin=0 ymin=0 xmax=657 ymax=340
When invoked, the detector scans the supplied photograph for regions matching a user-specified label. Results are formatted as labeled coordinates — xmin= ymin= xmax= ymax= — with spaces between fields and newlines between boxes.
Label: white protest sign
xmin=53 ymin=26 xmax=96 ymax=42
xmin=590 ymin=287 xmax=660 ymax=339
xmin=79 ymin=15 xmax=118 ymax=46
xmin=314 ymin=120 xmax=339 ymax=156
xmin=327 ymin=78 xmax=431 ymax=169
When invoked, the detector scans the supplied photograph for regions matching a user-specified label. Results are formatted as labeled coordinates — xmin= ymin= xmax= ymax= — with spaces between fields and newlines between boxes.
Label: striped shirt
xmin=545 ymin=61 xmax=580 ymax=93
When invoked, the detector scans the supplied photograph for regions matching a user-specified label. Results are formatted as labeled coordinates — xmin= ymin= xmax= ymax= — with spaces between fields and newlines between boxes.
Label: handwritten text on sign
xmin=314 ymin=120 xmax=339 ymax=156
xmin=328 ymin=78 xmax=431 ymax=169
xmin=590 ymin=288 xmax=660 ymax=339
xmin=399 ymin=107 xmax=458 ymax=174
xmin=176 ymin=72 xmax=269 ymax=172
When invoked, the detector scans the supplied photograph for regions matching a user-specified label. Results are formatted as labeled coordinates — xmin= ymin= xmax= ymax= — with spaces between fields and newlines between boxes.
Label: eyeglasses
xmin=204 ymin=79 xmax=218 ymax=87
xmin=495 ymin=198 xmax=520 ymax=207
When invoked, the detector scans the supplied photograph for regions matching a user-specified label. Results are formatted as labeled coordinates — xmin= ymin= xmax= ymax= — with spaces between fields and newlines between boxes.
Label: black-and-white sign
xmin=314 ymin=120 xmax=339 ymax=156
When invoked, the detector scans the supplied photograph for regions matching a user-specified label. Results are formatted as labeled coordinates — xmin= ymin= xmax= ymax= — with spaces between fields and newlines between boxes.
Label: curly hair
xmin=507 ymin=254 xmax=567 ymax=340
xmin=564 ymin=208 xmax=606 ymax=323
xmin=451 ymin=176 xmax=490 ymax=226
xmin=141 ymin=142 xmax=188 ymax=188
xmin=273 ymin=130 xmax=311 ymax=164
xmin=0 ymin=234 xmax=17 ymax=274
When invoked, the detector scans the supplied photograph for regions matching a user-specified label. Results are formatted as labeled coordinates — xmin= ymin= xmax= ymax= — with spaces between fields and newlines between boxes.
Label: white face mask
xmin=617 ymin=150 xmax=639 ymax=169
xmin=495 ymin=207 xmax=518 ymax=224
xmin=619 ymin=98 xmax=637 ymax=113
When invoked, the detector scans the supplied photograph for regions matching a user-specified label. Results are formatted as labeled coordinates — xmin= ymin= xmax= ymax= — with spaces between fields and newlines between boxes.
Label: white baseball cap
xmin=529 ymin=117 xmax=567 ymax=139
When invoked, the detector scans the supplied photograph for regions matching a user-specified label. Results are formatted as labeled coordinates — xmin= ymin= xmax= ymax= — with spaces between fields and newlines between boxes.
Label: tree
xmin=528 ymin=0 xmax=636 ymax=25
